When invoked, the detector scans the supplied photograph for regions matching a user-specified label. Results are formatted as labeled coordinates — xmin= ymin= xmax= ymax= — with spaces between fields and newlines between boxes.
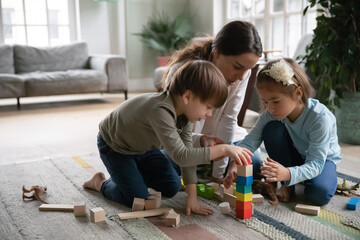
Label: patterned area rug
xmin=0 ymin=153 xmax=359 ymax=240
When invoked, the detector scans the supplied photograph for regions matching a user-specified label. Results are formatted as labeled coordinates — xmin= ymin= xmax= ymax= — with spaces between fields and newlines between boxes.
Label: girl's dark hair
xmin=162 ymin=21 xmax=263 ymax=87
xmin=257 ymin=58 xmax=315 ymax=104
xmin=168 ymin=60 xmax=228 ymax=108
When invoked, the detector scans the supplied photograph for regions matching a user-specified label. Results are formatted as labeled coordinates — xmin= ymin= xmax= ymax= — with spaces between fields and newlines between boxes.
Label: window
xmin=0 ymin=0 xmax=75 ymax=46
xmin=226 ymin=0 xmax=317 ymax=58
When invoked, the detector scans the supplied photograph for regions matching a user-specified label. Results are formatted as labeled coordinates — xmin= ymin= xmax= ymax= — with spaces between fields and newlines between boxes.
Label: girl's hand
xmin=260 ymin=157 xmax=291 ymax=182
xmin=225 ymin=145 xmax=253 ymax=165
xmin=223 ymin=161 xmax=237 ymax=189
xmin=185 ymin=184 xmax=213 ymax=216
xmin=200 ymin=135 xmax=224 ymax=147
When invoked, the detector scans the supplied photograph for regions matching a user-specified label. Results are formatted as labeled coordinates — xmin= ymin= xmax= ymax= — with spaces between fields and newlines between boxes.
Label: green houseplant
xmin=302 ymin=0 xmax=360 ymax=144
xmin=135 ymin=9 xmax=194 ymax=66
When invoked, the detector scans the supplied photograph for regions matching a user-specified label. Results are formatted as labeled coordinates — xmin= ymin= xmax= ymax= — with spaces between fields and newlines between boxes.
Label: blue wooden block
xmin=236 ymin=176 xmax=253 ymax=185
xmin=346 ymin=197 xmax=360 ymax=210
xmin=236 ymin=184 xmax=252 ymax=194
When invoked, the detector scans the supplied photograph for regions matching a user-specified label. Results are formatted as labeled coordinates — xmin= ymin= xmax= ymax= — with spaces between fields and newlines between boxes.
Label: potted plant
xmin=301 ymin=0 xmax=360 ymax=144
xmin=135 ymin=9 xmax=194 ymax=66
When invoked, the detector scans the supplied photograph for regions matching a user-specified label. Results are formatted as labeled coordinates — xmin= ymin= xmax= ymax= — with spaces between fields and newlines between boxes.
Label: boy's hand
xmin=185 ymin=184 xmax=213 ymax=216
xmin=200 ymin=135 xmax=224 ymax=147
xmin=260 ymin=157 xmax=291 ymax=182
xmin=223 ymin=161 xmax=237 ymax=189
xmin=225 ymin=145 xmax=253 ymax=165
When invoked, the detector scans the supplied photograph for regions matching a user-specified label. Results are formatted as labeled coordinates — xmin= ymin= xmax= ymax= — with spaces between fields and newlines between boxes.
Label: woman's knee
xmin=160 ymin=179 xmax=181 ymax=198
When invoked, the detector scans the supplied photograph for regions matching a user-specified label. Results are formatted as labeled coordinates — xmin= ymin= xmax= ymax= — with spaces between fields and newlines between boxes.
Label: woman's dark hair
xmin=163 ymin=21 xmax=263 ymax=87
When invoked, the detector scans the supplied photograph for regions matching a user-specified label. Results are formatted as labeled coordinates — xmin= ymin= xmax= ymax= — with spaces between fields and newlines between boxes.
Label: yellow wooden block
xmin=236 ymin=192 xmax=252 ymax=202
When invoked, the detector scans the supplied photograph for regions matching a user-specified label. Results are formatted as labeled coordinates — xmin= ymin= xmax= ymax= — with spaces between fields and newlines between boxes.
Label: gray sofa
xmin=0 ymin=42 xmax=128 ymax=107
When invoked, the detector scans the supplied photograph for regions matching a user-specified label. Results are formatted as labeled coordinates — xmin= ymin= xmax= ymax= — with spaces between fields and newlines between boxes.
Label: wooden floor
xmin=0 ymin=93 xmax=359 ymax=178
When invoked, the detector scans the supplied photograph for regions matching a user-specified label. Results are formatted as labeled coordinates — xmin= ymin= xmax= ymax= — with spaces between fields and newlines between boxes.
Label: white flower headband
xmin=262 ymin=59 xmax=297 ymax=86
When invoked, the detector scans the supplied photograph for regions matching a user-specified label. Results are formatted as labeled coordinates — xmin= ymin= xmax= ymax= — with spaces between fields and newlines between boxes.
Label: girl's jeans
xmin=97 ymin=133 xmax=181 ymax=207
xmin=262 ymin=121 xmax=337 ymax=205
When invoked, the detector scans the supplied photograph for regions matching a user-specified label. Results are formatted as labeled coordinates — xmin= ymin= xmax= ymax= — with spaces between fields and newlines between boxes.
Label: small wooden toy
xmin=252 ymin=194 xmax=264 ymax=203
xmin=90 ymin=207 xmax=106 ymax=222
xmin=132 ymin=197 xmax=145 ymax=211
xmin=346 ymin=197 xmax=360 ymax=210
xmin=118 ymin=208 xmax=173 ymax=220
xmin=145 ymin=195 xmax=161 ymax=210
xmin=197 ymin=184 xmax=215 ymax=199
xmin=219 ymin=202 xmax=231 ymax=214
xmin=39 ymin=204 xmax=74 ymax=212
xmin=22 ymin=185 xmax=48 ymax=204
xmin=74 ymin=202 xmax=86 ymax=217
xmin=294 ymin=204 xmax=320 ymax=216
xmin=164 ymin=212 xmax=180 ymax=227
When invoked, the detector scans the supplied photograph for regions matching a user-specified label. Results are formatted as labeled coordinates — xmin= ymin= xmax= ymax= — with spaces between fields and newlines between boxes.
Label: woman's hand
xmin=185 ymin=184 xmax=213 ymax=216
xmin=200 ymin=135 xmax=224 ymax=147
xmin=260 ymin=157 xmax=291 ymax=182
xmin=223 ymin=161 xmax=237 ymax=189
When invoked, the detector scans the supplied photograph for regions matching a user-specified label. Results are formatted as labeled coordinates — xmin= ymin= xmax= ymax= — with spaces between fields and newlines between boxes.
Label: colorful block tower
xmin=235 ymin=164 xmax=253 ymax=219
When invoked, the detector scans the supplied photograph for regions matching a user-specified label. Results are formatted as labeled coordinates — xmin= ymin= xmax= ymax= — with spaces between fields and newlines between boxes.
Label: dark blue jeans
xmin=97 ymin=133 xmax=181 ymax=207
xmin=263 ymin=121 xmax=337 ymax=205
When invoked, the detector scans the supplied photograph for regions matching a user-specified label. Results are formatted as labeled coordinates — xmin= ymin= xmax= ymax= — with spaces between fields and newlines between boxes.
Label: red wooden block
xmin=236 ymin=200 xmax=252 ymax=210
xmin=236 ymin=206 xmax=252 ymax=219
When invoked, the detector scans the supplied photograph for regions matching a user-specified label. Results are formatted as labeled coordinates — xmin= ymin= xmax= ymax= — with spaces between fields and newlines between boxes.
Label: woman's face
xmin=212 ymin=51 xmax=259 ymax=85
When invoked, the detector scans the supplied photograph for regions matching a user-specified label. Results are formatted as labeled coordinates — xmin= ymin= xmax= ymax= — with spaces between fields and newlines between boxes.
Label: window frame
xmin=0 ymin=0 xmax=78 ymax=46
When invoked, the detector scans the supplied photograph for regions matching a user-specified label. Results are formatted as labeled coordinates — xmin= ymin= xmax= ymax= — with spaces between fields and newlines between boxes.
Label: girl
xmin=162 ymin=21 xmax=263 ymax=215
xmin=83 ymin=60 xmax=253 ymax=211
xmin=224 ymin=58 xmax=341 ymax=205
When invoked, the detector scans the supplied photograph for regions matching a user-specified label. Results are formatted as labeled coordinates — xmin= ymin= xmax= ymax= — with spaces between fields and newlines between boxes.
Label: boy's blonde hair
xmin=167 ymin=60 xmax=228 ymax=108
xmin=257 ymin=58 xmax=315 ymax=103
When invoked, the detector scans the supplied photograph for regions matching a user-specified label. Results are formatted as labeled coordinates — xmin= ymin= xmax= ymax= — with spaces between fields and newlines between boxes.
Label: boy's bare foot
xmin=276 ymin=184 xmax=295 ymax=202
xmin=83 ymin=172 xmax=106 ymax=192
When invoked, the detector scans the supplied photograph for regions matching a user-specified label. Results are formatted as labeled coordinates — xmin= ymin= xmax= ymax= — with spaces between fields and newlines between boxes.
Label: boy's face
xmin=183 ymin=94 xmax=214 ymax=123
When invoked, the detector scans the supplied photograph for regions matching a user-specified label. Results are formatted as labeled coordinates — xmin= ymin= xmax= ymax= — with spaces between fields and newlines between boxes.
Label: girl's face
xmin=212 ymin=51 xmax=259 ymax=85
xmin=257 ymin=84 xmax=304 ymax=122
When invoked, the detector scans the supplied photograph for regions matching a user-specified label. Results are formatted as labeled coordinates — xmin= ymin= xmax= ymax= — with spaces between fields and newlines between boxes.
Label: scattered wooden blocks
xmin=90 ymin=207 xmax=106 ymax=223
xmin=294 ymin=204 xmax=320 ymax=216
xmin=39 ymin=204 xmax=74 ymax=212
xmin=252 ymin=194 xmax=264 ymax=203
xmin=223 ymin=192 xmax=236 ymax=208
xmin=132 ymin=197 xmax=145 ymax=211
xmin=74 ymin=202 xmax=86 ymax=217
xmin=219 ymin=202 xmax=231 ymax=214
xmin=346 ymin=197 xmax=360 ymax=210
xmin=145 ymin=195 xmax=161 ymax=210
xmin=164 ymin=212 xmax=180 ymax=227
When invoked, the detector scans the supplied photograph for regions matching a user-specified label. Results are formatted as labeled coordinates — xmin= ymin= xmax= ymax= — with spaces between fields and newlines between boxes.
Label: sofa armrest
xmin=89 ymin=55 xmax=128 ymax=91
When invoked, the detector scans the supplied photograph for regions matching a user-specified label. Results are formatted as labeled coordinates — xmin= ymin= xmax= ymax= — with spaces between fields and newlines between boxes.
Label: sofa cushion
xmin=0 ymin=45 xmax=15 ymax=74
xmin=23 ymin=70 xmax=107 ymax=96
xmin=14 ymin=42 xmax=89 ymax=74
xmin=0 ymin=74 xmax=25 ymax=98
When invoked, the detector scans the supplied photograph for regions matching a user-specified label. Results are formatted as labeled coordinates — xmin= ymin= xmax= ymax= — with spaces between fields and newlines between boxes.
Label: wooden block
xmin=294 ymin=204 xmax=320 ymax=216
xmin=214 ymin=191 xmax=223 ymax=201
xmin=236 ymin=207 xmax=252 ymax=219
xmin=236 ymin=184 xmax=252 ymax=194
xmin=90 ymin=207 xmax=106 ymax=222
xmin=237 ymin=165 xmax=253 ymax=177
xmin=346 ymin=197 xmax=360 ymax=210
xmin=206 ymin=182 xmax=220 ymax=191
xmin=145 ymin=195 xmax=161 ymax=210
xmin=252 ymin=194 xmax=264 ymax=203
xmin=223 ymin=193 xmax=236 ymax=208
xmin=118 ymin=208 xmax=173 ymax=220
xmin=74 ymin=202 xmax=86 ymax=217
xmin=148 ymin=188 xmax=162 ymax=198
xmin=132 ymin=197 xmax=145 ymax=211
xmin=164 ymin=212 xmax=180 ymax=227
xmin=236 ymin=200 xmax=252 ymax=210
xmin=235 ymin=192 xmax=252 ymax=202
xmin=219 ymin=202 xmax=231 ymax=214
xmin=39 ymin=204 xmax=74 ymax=212
xmin=163 ymin=209 xmax=177 ymax=218
xmin=236 ymin=176 xmax=253 ymax=185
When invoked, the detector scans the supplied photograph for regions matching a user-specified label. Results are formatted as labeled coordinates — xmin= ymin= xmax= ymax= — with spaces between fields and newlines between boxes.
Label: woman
xmin=162 ymin=20 xmax=263 ymax=216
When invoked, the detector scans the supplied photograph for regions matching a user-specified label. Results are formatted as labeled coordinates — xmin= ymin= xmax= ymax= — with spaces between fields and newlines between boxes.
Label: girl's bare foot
xmin=276 ymin=184 xmax=294 ymax=202
xmin=83 ymin=172 xmax=106 ymax=192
